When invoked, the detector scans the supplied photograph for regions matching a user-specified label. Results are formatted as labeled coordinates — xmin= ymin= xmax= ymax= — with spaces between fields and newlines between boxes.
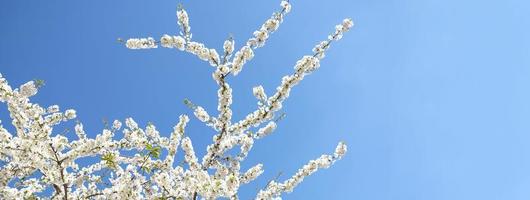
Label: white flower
xmin=342 ymin=18 xmax=354 ymax=30
xmin=160 ymin=34 xmax=186 ymax=50
xmin=209 ymin=48 xmax=220 ymax=66
xmin=177 ymin=8 xmax=191 ymax=36
xmin=217 ymin=83 xmax=233 ymax=125
xmin=181 ymin=137 xmax=200 ymax=170
xmin=225 ymin=173 xmax=240 ymax=195
xmin=145 ymin=123 xmax=159 ymax=138
xmin=199 ymin=47 xmax=210 ymax=61
xmin=252 ymin=30 xmax=269 ymax=47
xmin=64 ymin=109 xmax=77 ymax=120
xmin=334 ymin=141 xmax=347 ymax=158
xmin=74 ymin=122 xmax=86 ymax=139
xmin=317 ymin=155 xmax=333 ymax=169
xmin=223 ymin=38 xmax=234 ymax=55
xmin=255 ymin=121 xmax=276 ymax=139
xmin=112 ymin=119 xmax=122 ymax=130
xmin=125 ymin=37 xmax=158 ymax=49
xmin=160 ymin=34 xmax=174 ymax=48
xmin=47 ymin=105 xmax=60 ymax=113
xmin=219 ymin=65 xmax=230 ymax=74
xmin=125 ymin=117 xmax=138 ymax=129
xmin=280 ymin=1 xmax=291 ymax=13
xmin=312 ymin=40 xmax=330 ymax=59
xmin=185 ymin=41 xmax=220 ymax=65
xmin=239 ymin=134 xmax=254 ymax=158
xmin=174 ymin=35 xmax=186 ymax=50
xmin=241 ymin=164 xmax=263 ymax=184
xmin=19 ymin=81 xmax=38 ymax=97
xmin=194 ymin=106 xmax=210 ymax=122
xmin=231 ymin=46 xmax=254 ymax=75
xmin=252 ymin=85 xmax=267 ymax=103
xmin=263 ymin=19 xmax=280 ymax=32
xmin=295 ymin=56 xmax=320 ymax=74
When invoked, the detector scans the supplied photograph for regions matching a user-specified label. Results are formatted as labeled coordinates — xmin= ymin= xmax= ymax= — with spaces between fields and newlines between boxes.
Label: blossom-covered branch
xmin=0 ymin=0 xmax=353 ymax=199
xmin=256 ymin=142 xmax=347 ymax=199
xmin=229 ymin=17 xmax=354 ymax=137
xmin=229 ymin=0 xmax=292 ymax=76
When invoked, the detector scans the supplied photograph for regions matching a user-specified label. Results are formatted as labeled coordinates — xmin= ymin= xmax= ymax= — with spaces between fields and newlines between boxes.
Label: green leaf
xmin=33 ymin=79 xmax=45 ymax=88
xmin=101 ymin=153 xmax=117 ymax=169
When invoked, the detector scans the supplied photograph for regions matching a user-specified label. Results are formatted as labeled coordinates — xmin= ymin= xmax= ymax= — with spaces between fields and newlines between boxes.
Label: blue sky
xmin=1 ymin=0 xmax=530 ymax=199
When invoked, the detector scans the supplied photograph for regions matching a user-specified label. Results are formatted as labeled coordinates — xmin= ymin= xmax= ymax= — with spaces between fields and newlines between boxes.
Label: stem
xmin=49 ymin=143 xmax=68 ymax=200
xmin=203 ymin=77 xmax=229 ymax=170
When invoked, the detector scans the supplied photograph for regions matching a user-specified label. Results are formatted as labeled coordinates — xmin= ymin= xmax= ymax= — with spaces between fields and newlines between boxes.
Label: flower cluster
xmin=253 ymin=85 xmax=267 ymax=105
xmin=0 ymin=0 xmax=353 ymax=199
xmin=177 ymin=7 xmax=191 ymax=40
xmin=255 ymin=121 xmax=277 ymax=139
xmin=223 ymin=38 xmax=235 ymax=58
xmin=160 ymin=34 xmax=186 ymax=50
xmin=240 ymin=164 xmax=264 ymax=184
xmin=193 ymin=106 xmax=210 ymax=123
xmin=230 ymin=46 xmax=254 ymax=76
xmin=125 ymin=37 xmax=157 ymax=49
xmin=216 ymin=83 xmax=233 ymax=128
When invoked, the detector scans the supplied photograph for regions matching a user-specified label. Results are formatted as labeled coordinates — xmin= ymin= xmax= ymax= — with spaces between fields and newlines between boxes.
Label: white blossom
xmin=209 ymin=48 xmax=221 ymax=66
xmin=217 ymin=83 xmax=233 ymax=130
xmin=194 ymin=106 xmax=210 ymax=122
xmin=253 ymin=85 xmax=267 ymax=104
xmin=64 ymin=109 xmax=77 ymax=120
xmin=74 ymin=122 xmax=86 ymax=139
xmin=183 ymin=41 xmax=221 ymax=67
xmin=343 ymin=18 xmax=354 ymax=30
xmin=177 ymin=7 xmax=191 ymax=39
xmin=19 ymin=81 xmax=38 ymax=97
xmin=47 ymin=105 xmax=60 ymax=113
xmin=125 ymin=37 xmax=158 ymax=49
xmin=166 ymin=115 xmax=188 ymax=165
xmin=295 ymin=56 xmax=320 ymax=74
xmin=255 ymin=121 xmax=277 ymax=139
xmin=231 ymin=46 xmax=254 ymax=75
xmin=240 ymin=164 xmax=264 ymax=184
xmin=160 ymin=34 xmax=173 ymax=48
xmin=181 ymin=137 xmax=200 ymax=170
xmin=223 ymin=38 xmax=235 ymax=56
xmin=112 ymin=119 xmax=122 ymax=130
xmin=280 ymin=1 xmax=291 ymax=13
xmin=160 ymin=34 xmax=186 ymax=50
xmin=334 ymin=141 xmax=347 ymax=159
xmin=125 ymin=117 xmax=138 ymax=130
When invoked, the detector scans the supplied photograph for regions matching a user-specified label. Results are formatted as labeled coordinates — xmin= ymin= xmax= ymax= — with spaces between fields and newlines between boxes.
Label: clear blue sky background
xmin=1 ymin=0 xmax=530 ymax=199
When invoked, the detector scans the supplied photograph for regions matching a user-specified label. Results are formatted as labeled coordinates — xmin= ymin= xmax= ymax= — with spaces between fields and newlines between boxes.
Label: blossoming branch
xmin=0 ymin=1 xmax=353 ymax=199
